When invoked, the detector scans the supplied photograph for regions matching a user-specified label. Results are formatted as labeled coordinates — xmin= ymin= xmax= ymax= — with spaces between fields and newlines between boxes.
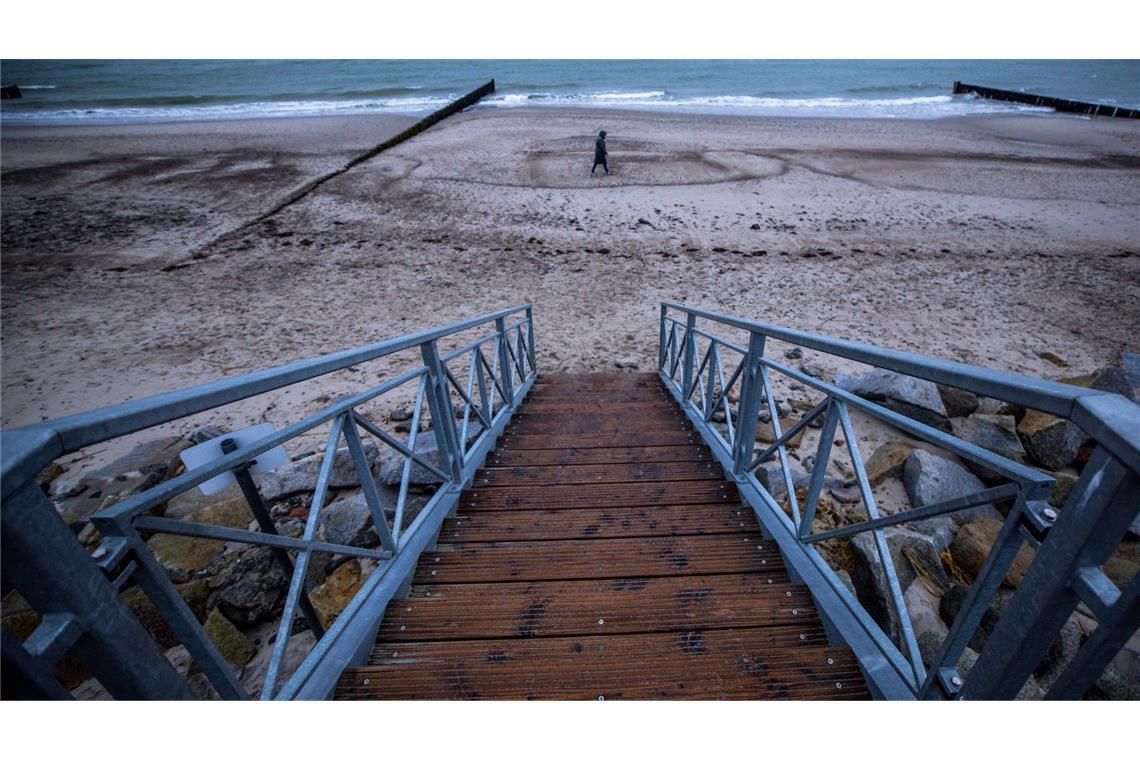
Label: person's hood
xmin=599 ymin=130 xmax=607 ymax=138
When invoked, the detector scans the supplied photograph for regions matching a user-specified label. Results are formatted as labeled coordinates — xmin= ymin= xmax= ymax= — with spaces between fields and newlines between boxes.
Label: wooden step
xmin=498 ymin=430 xmax=697 ymax=449
xmin=338 ymin=628 xmax=863 ymax=700
xmin=382 ymin=573 xmax=814 ymax=641
xmin=414 ymin=533 xmax=781 ymax=583
xmin=486 ymin=444 xmax=712 ymax=468
xmin=472 ymin=460 xmax=721 ymax=487
xmin=460 ymin=479 xmax=736 ymax=511
xmin=440 ymin=502 xmax=756 ymax=543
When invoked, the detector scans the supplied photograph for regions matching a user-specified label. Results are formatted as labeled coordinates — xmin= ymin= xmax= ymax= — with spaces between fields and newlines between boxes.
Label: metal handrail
xmin=659 ymin=302 xmax=1139 ymax=700
xmin=1 ymin=306 xmax=538 ymax=700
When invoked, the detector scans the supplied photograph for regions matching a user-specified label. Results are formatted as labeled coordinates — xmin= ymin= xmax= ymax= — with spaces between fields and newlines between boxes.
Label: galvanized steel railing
xmin=1 ymin=305 xmax=537 ymax=700
xmin=659 ymin=302 xmax=1139 ymax=700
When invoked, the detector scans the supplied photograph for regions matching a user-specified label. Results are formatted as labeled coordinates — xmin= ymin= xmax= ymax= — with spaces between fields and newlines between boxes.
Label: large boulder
xmin=319 ymin=488 xmax=430 ymax=547
xmin=864 ymin=441 xmax=913 ymax=486
xmin=53 ymin=435 xmax=192 ymax=529
xmin=948 ymin=517 xmax=1036 ymax=588
xmin=1017 ymin=410 xmax=1087 ymax=470
xmin=951 ymin=414 xmax=1028 ymax=483
xmin=309 ymin=559 xmax=367 ymax=629
xmin=938 ymin=385 xmax=979 ymax=418
xmin=206 ymin=546 xmax=289 ymax=626
xmin=850 ymin=527 xmax=951 ymax=644
xmin=836 ymin=369 xmax=950 ymax=432
xmin=203 ymin=607 xmax=256 ymax=666
xmin=240 ymin=630 xmax=316 ymax=700
xmin=905 ymin=580 xmax=949 ymax=667
xmin=147 ymin=496 xmax=253 ymax=583
xmin=902 ymin=450 xmax=998 ymax=524
xmin=258 ymin=442 xmax=385 ymax=504
xmin=376 ymin=425 xmax=484 ymax=487
xmin=938 ymin=582 xmax=1008 ymax=651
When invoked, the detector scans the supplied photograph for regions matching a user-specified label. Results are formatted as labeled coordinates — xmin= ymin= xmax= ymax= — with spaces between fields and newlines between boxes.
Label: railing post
xmin=732 ymin=333 xmax=765 ymax=476
xmin=525 ymin=306 xmax=537 ymax=374
xmin=681 ymin=312 xmax=697 ymax=400
xmin=658 ymin=304 xmax=668 ymax=370
xmin=0 ymin=484 xmax=193 ymax=699
xmin=494 ymin=316 xmax=515 ymax=404
xmin=420 ymin=340 xmax=464 ymax=483
xmin=959 ymin=447 xmax=1139 ymax=700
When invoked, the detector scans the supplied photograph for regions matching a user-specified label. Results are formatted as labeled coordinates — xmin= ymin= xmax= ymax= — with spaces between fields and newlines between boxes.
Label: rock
xmin=148 ymin=495 xmax=253 ymax=583
xmin=614 ymin=356 xmax=640 ymax=370
xmin=35 ymin=461 xmax=65 ymax=494
xmin=908 ymin=515 xmax=955 ymax=553
xmin=829 ymin=486 xmax=862 ymax=504
xmin=309 ymin=559 xmax=366 ymax=628
xmin=864 ymin=441 xmax=914 ymax=486
xmin=956 ymin=646 xmax=1045 ymax=699
xmin=975 ymin=396 xmax=1023 ymax=418
xmin=948 ymin=518 xmax=1036 ymax=588
xmin=1017 ymin=410 xmax=1087 ymax=470
xmin=1089 ymin=633 xmax=1140 ymax=700
xmin=376 ymin=425 xmax=482 ymax=487
xmin=320 ymin=491 xmax=383 ymax=548
xmin=799 ymin=361 xmax=828 ymax=380
xmin=1061 ymin=365 xmax=1136 ymax=402
xmin=850 ymin=527 xmax=951 ymax=644
xmin=207 ymin=546 xmax=289 ymax=626
xmin=754 ymin=418 xmax=804 ymax=448
xmin=389 ymin=407 xmax=414 ymax=422
xmin=836 ymin=369 xmax=950 ymax=432
xmin=755 ymin=463 xmax=806 ymax=501
xmin=1105 ymin=540 xmax=1139 ymax=589
xmin=917 ymin=631 xmax=946 ymax=669
xmin=258 ymin=442 xmax=385 ymax=503
xmin=53 ymin=435 xmax=192 ymax=529
xmin=1037 ymin=350 xmax=1069 ymax=368
xmin=903 ymin=450 xmax=997 ymax=524
xmin=189 ymin=426 xmax=226 ymax=444
xmin=905 ymin=580 xmax=948 ymax=666
xmin=784 ymin=347 xmax=803 ymax=360
xmin=203 ymin=607 xmax=256 ymax=666
xmin=240 ymin=630 xmax=316 ymax=699
xmin=71 ymin=678 xmax=114 ymax=700
xmin=1048 ymin=471 xmax=1078 ymax=508
xmin=164 ymin=482 xmax=246 ymax=519
xmin=938 ymin=385 xmax=979 ymax=418
xmin=951 ymin=414 xmax=1028 ymax=483
xmin=939 ymin=583 xmax=1005 ymax=651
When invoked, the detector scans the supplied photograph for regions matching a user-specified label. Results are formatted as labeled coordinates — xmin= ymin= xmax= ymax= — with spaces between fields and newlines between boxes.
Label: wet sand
xmin=2 ymin=107 xmax=1138 ymax=467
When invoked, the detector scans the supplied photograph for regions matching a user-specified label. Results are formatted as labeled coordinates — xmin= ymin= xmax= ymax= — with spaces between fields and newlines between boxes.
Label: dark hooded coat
xmin=594 ymin=130 xmax=608 ymax=163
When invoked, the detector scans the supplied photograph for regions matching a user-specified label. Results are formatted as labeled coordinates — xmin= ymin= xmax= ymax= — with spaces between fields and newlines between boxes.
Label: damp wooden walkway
xmin=336 ymin=373 xmax=868 ymax=700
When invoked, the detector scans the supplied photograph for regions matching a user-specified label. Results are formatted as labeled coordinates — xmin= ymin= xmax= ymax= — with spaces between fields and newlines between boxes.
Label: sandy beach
xmin=2 ymin=107 xmax=1139 ymax=466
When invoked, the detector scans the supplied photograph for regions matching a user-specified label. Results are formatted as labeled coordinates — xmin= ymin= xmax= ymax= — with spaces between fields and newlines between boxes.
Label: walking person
xmin=592 ymin=129 xmax=609 ymax=174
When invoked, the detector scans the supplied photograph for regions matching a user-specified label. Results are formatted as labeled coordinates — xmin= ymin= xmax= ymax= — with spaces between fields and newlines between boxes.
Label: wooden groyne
xmin=953 ymin=81 xmax=1139 ymax=119
xmin=183 ymin=79 xmax=496 ymax=267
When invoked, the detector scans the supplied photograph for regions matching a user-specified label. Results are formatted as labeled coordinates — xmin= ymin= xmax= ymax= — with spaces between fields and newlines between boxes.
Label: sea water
xmin=2 ymin=59 xmax=1137 ymax=125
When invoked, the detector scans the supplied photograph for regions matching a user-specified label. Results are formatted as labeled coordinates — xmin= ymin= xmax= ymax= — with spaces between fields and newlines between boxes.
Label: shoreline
xmin=3 ymin=106 xmax=1138 ymax=469
xmin=0 ymin=102 xmax=1101 ymax=133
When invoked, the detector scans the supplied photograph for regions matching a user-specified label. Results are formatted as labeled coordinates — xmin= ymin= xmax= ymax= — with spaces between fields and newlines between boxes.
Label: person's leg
xmin=591 ymin=161 xmax=597 ymax=174
xmin=604 ymin=159 xmax=609 ymax=174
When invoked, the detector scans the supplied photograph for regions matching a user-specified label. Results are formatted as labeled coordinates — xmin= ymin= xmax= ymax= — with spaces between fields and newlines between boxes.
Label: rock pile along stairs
xmin=336 ymin=373 xmax=868 ymax=699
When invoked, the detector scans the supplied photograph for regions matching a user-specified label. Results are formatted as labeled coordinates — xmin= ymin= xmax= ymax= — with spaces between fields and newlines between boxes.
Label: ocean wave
xmin=0 ymin=89 xmax=1058 ymax=125
xmin=15 ymin=84 xmax=58 ymax=90
xmin=0 ymin=95 xmax=455 ymax=124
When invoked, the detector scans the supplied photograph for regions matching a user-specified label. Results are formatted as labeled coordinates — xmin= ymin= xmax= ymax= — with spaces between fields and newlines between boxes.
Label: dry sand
xmin=2 ymin=107 xmax=1139 ymax=467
